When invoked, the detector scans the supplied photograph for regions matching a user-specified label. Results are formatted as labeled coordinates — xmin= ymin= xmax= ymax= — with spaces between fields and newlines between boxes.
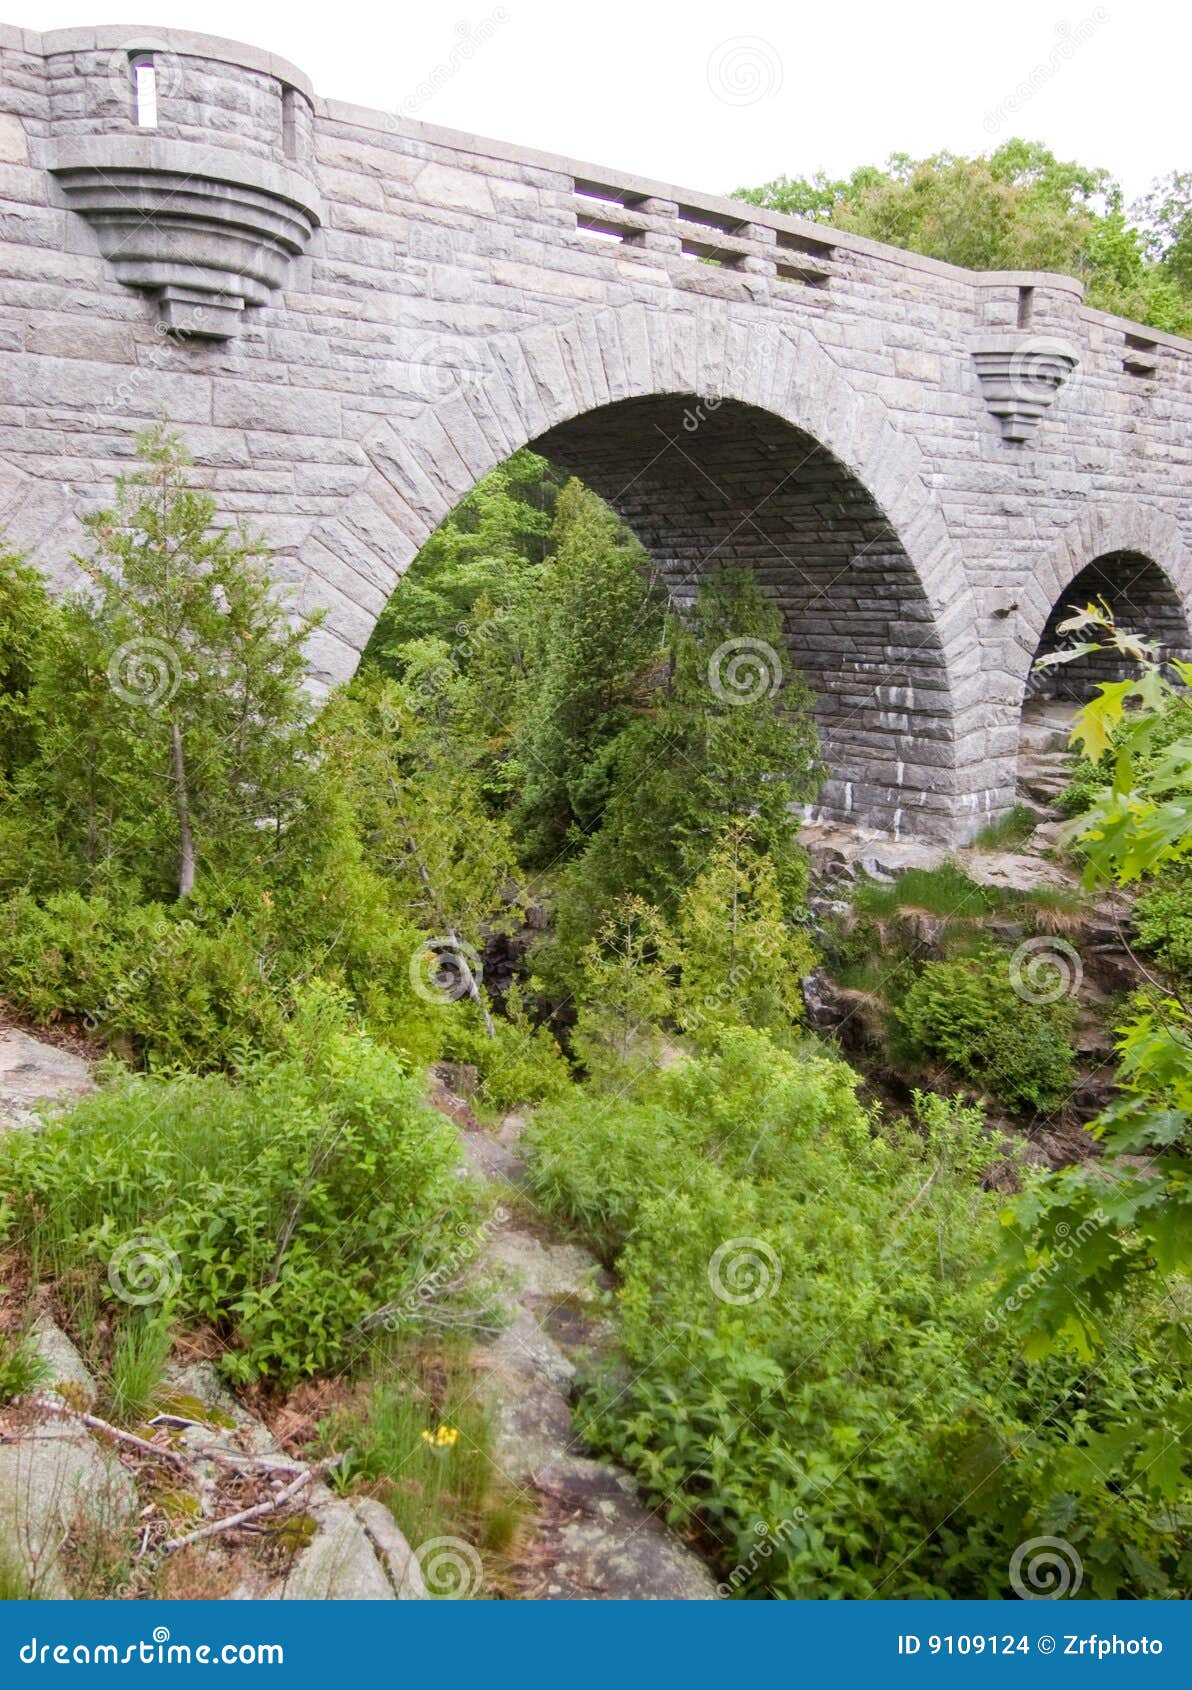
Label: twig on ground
xmin=162 ymin=1454 xmax=344 ymax=1553
xmin=46 ymin=1403 xmax=189 ymax=1472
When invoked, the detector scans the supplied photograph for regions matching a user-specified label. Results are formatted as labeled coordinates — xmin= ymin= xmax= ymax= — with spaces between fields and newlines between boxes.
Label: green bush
xmin=895 ymin=951 xmax=1077 ymax=1113
xmin=0 ymin=988 xmax=473 ymax=1385
xmin=1059 ymin=692 xmax=1192 ymax=818
xmin=0 ymin=891 xmax=290 ymax=1065
xmin=526 ymin=1027 xmax=873 ymax=1258
xmin=0 ymin=547 xmax=51 ymax=789
xmin=526 ymin=1029 xmax=1192 ymax=1598
xmin=0 ymin=812 xmax=450 ymax=1071
xmin=441 ymin=988 xmax=573 ymax=1113
xmin=0 ymin=1331 xmax=49 ymax=1403
xmin=1133 ymin=867 xmax=1192 ymax=986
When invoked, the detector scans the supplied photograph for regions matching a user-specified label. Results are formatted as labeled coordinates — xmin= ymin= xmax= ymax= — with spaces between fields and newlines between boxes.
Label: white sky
xmin=17 ymin=0 xmax=1189 ymax=203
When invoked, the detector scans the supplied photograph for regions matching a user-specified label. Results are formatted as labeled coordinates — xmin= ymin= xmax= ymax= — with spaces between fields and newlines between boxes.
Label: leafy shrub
xmin=526 ymin=1027 xmax=873 ymax=1258
xmin=1058 ymin=690 xmax=1192 ymax=819
xmin=674 ymin=832 xmax=814 ymax=1042
xmin=0 ymin=1330 xmax=49 ymax=1403
xmin=0 ymin=988 xmax=472 ymax=1385
xmin=527 ymin=1029 xmax=1192 ymax=1598
xmin=0 ymin=813 xmax=449 ymax=1071
xmin=1133 ymin=867 xmax=1192 ymax=985
xmin=440 ymin=985 xmax=572 ymax=1111
xmin=895 ymin=951 xmax=1077 ymax=1113
xmin=0 ymin=891 xmax=289 ymax=1065
xmin=0 ymin=547 xmax=51 ymax=789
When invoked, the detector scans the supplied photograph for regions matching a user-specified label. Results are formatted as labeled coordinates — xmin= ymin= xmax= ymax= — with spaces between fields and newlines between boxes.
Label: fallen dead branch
xmin=45 ymin=1403 xmax=189 ymax=1472
xmin=162 ymin=1454 xmax=345 ymax=1553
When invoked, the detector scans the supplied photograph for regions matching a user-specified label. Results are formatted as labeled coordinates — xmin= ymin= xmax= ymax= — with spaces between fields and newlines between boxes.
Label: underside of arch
xmin=304 ymin=305 xmax=991 ymax=840
xmin=1028 ymin=549 xmax=1192 ymax=701
xmin=535 ymin=395 xmax=955 ymax=836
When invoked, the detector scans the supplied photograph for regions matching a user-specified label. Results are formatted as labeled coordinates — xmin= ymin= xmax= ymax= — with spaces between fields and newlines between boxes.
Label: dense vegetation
xmin=738 ymin=140 xmax=1192 ymax=333
xmin=1 ymin=428 xmax=1191 ymax=1599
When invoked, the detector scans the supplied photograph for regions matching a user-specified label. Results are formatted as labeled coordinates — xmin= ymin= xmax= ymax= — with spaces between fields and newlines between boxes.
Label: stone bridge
xmin=2 ymin=24 xmax=1191 ymax=842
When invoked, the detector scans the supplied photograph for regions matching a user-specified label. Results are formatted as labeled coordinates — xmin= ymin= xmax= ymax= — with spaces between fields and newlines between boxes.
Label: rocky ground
xmin=0 ymin=1024 xmax=93 ymax=1131
xmin=801 ymin=698 xmax=1135 ymax=1169
xmin=438 ymin=1083 xmax=716 ymax=1600
xmin=0 ymin=1040 xmax=430 ymax=1600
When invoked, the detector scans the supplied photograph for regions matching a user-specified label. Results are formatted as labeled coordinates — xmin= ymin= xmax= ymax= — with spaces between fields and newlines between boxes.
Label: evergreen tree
xmin=675 ymin=826 xmax=814 ymax=1042
xmin=538 ymin=568 xmax=821 ymax=996
xmin=320 ymin=657 xmax=522 ymax=1036
xmin=0 ymin=548 xmax=52 ymax=792
xmin=365 ymin=450 xmax=561 ymax=669
xmin=511 ymin=478 xmax=668 ymax=860
xmin=570 ymin=895 xmax=676 ymax=1085
xmin=22 ymin=427 xmax=317 ymax=902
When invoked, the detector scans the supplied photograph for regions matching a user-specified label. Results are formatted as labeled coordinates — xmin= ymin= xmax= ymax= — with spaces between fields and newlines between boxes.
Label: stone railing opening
xmin=1123 ymin=332 xmax=1160 ymax=376
xmin=573 ymin=177 xmax=833 ymax=288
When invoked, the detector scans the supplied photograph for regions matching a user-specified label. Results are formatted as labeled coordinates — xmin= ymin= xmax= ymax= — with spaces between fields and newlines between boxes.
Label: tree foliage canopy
xmin=738 ymin=140 xmax=1192 ymax=333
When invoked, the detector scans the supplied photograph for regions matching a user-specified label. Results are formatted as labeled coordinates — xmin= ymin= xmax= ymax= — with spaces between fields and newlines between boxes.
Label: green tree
xmin=365 ymin=450 xmax=560 ymax=669
xmin=1135 ymin=171 xmax=1192 ymax=295
xmin=570 ymin=895 xmax=676 ymax=1085
xmin=22 ymin=428 xmax=317 ymax=902
xmin=320 ymin=658 xmax=523 ymax=1037
xmin=675 ymin=826 xmax=813 ymax=1041
xmin=0 ymin=548 xmax=52 ymax=791
xmin=562 ymin=569 xmax=819 ymax=917
xmin=511 ymin=478 xmax=668 ymax=860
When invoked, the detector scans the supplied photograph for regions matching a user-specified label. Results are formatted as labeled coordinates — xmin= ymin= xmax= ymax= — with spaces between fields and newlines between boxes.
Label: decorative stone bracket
xmin=970 ymin=333 xmax=1079 ymax=442
xmin=47 ymin=138 xmax=322 ymax=339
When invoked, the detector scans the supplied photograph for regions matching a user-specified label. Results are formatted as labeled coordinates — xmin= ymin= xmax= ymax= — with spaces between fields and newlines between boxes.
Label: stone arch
xmin=295 ymin=303 xmax=989 ymax=839
xmin=1019 ymin=504 xmax=1192 ymax=703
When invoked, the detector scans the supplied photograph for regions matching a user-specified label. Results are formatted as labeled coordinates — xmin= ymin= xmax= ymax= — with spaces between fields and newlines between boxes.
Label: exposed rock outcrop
xmin=0 ymin=1026 xmax=93 ymax=1130
xmin=457 ymin=1103 xmax=718 ymax=1601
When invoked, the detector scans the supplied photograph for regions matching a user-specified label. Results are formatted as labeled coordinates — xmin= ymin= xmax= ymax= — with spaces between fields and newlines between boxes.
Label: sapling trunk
xmin=170 ymin=720 xmax=196 ymax=900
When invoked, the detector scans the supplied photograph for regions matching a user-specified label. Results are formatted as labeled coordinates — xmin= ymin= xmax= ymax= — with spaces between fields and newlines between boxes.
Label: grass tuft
xmin=973 ymin=805 xmax=1038 ymax=850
